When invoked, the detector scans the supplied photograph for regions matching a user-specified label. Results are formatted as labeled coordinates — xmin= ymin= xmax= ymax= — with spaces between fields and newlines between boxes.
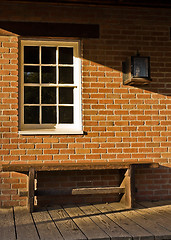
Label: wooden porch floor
xmin=1 ymin=201 xmax=171 ymax=240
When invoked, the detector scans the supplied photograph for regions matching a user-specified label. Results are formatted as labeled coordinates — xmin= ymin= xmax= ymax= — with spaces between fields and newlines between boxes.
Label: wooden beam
xmin=27 ymin=186 xmax=125 ymax=196
xmin=1 ymin=0 xmax=171 ymax=8
xmin=1 ymin=0 xmax=171 ymax=7
xmin=72 ymin=186 xmax=125 ymax=195
xmin=0 ymin=21 xmax=100 ymax=38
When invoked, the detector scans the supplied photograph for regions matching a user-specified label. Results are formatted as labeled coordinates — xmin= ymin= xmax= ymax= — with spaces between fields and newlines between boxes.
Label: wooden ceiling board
xmin=1 ymin=0 xmax=171 ymax=8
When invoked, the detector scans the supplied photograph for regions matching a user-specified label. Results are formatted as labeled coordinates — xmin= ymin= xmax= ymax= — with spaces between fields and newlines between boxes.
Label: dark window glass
xmin=42 ymin=87 xmax=56 ymax=104
xmin=24 ymin=66 xmax=39 ymax=83
xmin=24 ymin=46 xmax=39 ymax=64
xmin=59 ymin=106 xmax=73 ymax=123
xmin=24 ymin=106 xmax=39 ymax=124
xmin=42 ymin=106 xmax=57 ymax=124
xmin=133 ymin=57 xmax=149 ymax=78
xmin=59 ymin=87 xmax=73 ymax=104
xmin=59 ymin=47 xmax=73 ymax=64
xmin=42 ymin=47 xmax=56 ymax=64
xmin=24 ymin=87 xmax=39 ymax=104
xmin=42 ymin=66 xmax=56 ymax=84
xmin=59 ymin=67 xmax=73 ymax=84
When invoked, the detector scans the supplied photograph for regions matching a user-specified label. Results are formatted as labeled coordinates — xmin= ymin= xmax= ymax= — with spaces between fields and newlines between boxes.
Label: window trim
xmin=19 ymin=39 xmax=83 ymax=135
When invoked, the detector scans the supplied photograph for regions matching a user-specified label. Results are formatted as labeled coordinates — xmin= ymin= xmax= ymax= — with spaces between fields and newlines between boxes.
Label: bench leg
xmin=28 ymin=168 xmax=35 ymax=213
xmin=120 ymin=165 xmax=135 ymax=208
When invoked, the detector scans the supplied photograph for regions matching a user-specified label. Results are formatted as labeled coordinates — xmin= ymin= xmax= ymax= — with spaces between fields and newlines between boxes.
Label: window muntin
xmin=19 ymin=40 xmax=82 ymax=134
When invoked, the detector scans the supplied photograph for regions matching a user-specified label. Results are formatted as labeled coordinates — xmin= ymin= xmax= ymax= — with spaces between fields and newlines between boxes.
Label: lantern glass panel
xmin=132 ymin=57 xmax=150 ymax=78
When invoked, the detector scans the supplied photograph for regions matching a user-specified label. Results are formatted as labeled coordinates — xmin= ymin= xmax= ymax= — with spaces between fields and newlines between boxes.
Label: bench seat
xmin=1 ymin=161 xmax=159 ymax=212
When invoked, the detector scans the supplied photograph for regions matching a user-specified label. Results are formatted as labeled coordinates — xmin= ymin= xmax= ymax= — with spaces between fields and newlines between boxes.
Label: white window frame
xmin=19 ymin=39 xmax=83 ymax=135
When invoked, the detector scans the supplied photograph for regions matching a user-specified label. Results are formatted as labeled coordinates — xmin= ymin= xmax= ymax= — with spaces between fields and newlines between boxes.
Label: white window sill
xmin=19 ymin=129 xmax=84 ymax=135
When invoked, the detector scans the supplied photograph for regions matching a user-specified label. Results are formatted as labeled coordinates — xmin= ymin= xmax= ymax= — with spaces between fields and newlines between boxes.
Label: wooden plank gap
xmin=12 ymin=207 xmax=18 ymax=240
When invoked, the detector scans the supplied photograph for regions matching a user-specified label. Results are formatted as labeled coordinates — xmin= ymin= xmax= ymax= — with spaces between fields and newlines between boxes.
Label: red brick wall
xmin=0 ymin=35 xmax=28 ymax=206
xmin=0 ymin=2 xmax=171 ymax=207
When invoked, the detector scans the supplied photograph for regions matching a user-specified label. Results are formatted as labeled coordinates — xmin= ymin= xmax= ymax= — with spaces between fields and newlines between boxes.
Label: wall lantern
xmin=123 ymin=52 xmax=152 ymax=86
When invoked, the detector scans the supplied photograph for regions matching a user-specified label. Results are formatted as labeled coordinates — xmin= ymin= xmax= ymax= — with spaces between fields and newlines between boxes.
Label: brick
xmin=27 ymin=149 xmax=42 ymax=155
xmin=86 ymin=154 xmax=101 ymax=159
xmin=3 ymin=144 xmax=18 ymax=149
xmin=43 ymin=138 xmax=59 ymax=143
xmin=92 ymin=148 xmax=106 ymax=153
xmin=12 ymin=183 xmax=27 ymax=189
xmin=101 ymin=154 xmax=116 ymax=159
xmin=123 ymin=148 xmax=138 ymax=153
xmin=92 ymin=137 xmax=106 ymax=143
xmin=53 ymin=155 xmax=69 ymax=160
xmin=3 ymin=156 xmax=20 ymax=161
xmin=130 ymin=121 xmax=144 ymax=126
xmin=11 ymin=150 xmax=26 ymax=155
xmin=20 ymin=144 xmax=35 ymax=149
xmin=108 ymin=148 xmax=122 ymax=153
xmin=60 ymin=149 xmax=74 ymax=154
xmin=76 ymin=149 xmax=90 ymax=154
xmin=68 ymin=143 xmax=83 ymax=149
xmin=53 ymin=143 xmax=68 ymax=148
xmin=3 ymin=42 xmax=18 ymax=48
xmin=37 ymin=155 xmax=53 ymax=160
xmin=70 ymin=154 xmax=85 ymax=160
xmin=44 ymin=149 xmax=59 ymax=154
xmin=0 ymin=150 xmax=10 ymax=155
xmin=36 ymin=144 xmax=51 ymax=149
xmin=20 ymin=156 xmax=36 ymax=161
xmin=60 ymin=138 xmax=75 ymax=143
xmin=115 ymin=121 xmax=129 ymax=126
xmin=3 ymin=64 xmax=18 ymax=70
xmin=153 ymin=137 xmax=167 ymax=142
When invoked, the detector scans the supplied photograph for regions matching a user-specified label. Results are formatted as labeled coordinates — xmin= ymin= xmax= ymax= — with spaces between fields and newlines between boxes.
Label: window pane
xmin=42 ymin=66 xmax=56 ymax=84
xmin=59 ymin=106 xmax=73 ymax=123
xmin=42 ymin=106 xmax=57 ymax=124
xmin=59 ymin=87 xmax=73 ymax=104
xmin=42 ymin=87 xmax=56 ymax=104
xmin=24 ymin=66 xmax=39 ymax=83
xmin=24 ymin=106 xmax=39 ymax=124
xmin=24 ymin=46 xmax=39 ymax=64
xmin=133 ymin=57 xmax=149 ymax=78
xmin=24 ymin=87 xmax=39 ymax=104
xmin=59 ymin=47 xmax=73 ymax=64
xmin=59 ymin=67 xmax=73 ymax=84
xmin=42 ymin=47 xmax=56 ymax=64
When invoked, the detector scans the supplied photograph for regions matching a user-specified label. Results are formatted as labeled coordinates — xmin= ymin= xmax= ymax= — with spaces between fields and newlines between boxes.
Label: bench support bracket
xmin=120 ymin=165 xmax=135 ymax=208
xmin=28 ymin=168 xmax=35 ymax=213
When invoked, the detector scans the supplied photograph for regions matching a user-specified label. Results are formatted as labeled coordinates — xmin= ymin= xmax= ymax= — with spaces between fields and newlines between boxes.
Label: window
xmin=19 ymin=40 xmax=82 ymax=135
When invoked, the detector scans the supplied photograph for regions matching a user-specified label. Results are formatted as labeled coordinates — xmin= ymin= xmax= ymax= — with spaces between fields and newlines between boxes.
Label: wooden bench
xmin=1 ymin=161 xmax=159 ymax=212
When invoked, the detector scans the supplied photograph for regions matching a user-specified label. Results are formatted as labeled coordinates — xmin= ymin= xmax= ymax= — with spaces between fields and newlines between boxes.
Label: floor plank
xmin=14 ymin=207 xmax=39 ymax=240
xmin=64 ymin=204 xmax=110 ymax=240
xmin=138 ymin=202 xmax=171 ymax=231
xmin=0 ymin=208 xmax=16 ymax=240
xmin=79 ymin=204 xmax=131 ymax=240
xmin=140 ymin=201 xmax=171 ymax=219
xmin=109 ymin=202 xmax=130 ymax=211
xmin=32 ymin=208 xmax=63 ymax=240
xmin=48 ymin=205 xmax=86 ymax=240
xmin=150 ymin=200 xmax=171 ymax=207
xmin=123 ymin=207 xmax=171 ymax=240
xmin=94 ymin=203 xmax=154 ymax=240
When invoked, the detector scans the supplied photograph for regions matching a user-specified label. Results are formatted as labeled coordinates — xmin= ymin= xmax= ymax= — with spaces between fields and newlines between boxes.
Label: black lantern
xmin=123 ymin=53 xmax=152 ymax=86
